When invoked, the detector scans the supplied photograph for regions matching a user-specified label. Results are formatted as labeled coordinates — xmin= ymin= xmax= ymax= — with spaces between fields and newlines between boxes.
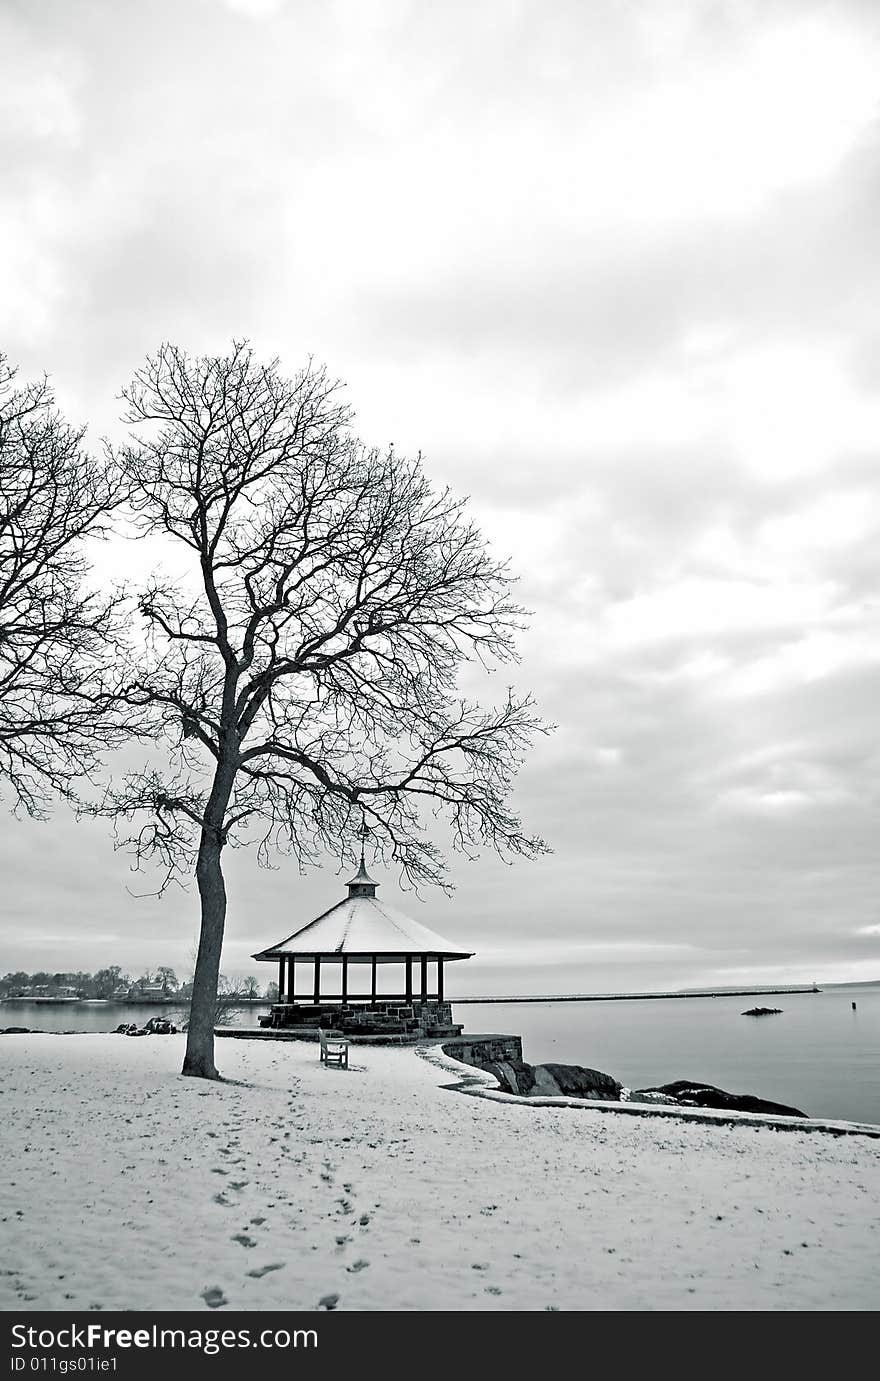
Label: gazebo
xmin=252 ymin=857 xmax=472 ymax=1040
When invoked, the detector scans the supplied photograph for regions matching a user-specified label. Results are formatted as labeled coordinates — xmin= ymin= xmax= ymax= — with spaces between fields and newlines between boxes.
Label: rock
xmin=0 ymin=1027 xmax=33 ymax=1035
xmin=642 ymin=1079 xmax=807 ymax=1118
xmin=143 ymin=1016 xmax=177 ymax=1034
xmin=532 ymin=1064 xmax=622 ymax=1100
xmin=113 ymin=1018 xmax=178 ymax=1036
xmin=487 ymin=1059 xmax=621 ymax=1101
xmin=485 ymin=1060 xmax=534 ymax=1095
xmin=742 ymin=1007 xmax=782 ymax=1017
xmin=631 ymin=1090 xmax=682 ymax=1106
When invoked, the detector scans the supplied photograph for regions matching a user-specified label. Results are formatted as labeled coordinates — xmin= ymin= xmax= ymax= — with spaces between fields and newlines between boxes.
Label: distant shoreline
xmin=7 ymin=980 xmax=878 ymax=1010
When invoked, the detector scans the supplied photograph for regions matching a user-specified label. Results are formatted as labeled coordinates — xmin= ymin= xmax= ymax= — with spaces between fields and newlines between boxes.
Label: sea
xmin=3 ymin=982 xmax=878 ymax=1125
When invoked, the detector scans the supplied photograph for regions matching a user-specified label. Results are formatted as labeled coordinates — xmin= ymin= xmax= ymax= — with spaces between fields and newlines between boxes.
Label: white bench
xmin=319 ymin=1029 xmax=349 ymax=1069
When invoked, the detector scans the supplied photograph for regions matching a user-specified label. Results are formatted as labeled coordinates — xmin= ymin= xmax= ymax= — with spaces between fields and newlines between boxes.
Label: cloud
xmin=1 ymin=0 xmax=879 ymax=990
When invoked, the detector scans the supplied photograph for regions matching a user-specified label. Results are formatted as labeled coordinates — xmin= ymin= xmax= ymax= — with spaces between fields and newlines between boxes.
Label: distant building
xmin=128 ymin=983 xmax=167 ymax=1002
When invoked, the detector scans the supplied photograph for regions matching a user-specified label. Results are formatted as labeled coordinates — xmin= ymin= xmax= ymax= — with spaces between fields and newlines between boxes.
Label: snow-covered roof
xmin=252 ymin=868 xmax=473 ymax=963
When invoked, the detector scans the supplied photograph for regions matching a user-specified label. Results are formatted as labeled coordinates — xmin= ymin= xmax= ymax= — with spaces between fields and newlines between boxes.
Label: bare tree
xmin=101 ymin=342 xmax=549 ymax=1079
xmin=0 ymin=354 xmax=125 ymax=813
xmin=212 ymin=974 xmax=253 ymax=1028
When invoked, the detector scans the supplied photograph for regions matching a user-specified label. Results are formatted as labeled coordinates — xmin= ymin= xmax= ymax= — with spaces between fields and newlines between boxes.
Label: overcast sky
xmin=2 ymin=0 xmax=880 ymax=995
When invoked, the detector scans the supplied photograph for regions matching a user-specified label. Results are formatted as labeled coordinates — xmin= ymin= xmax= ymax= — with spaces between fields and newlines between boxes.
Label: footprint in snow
xmin=232 ymin=1234 xmax=257 ymax=1248
xmin=246 ymin=1263 xmax=285 ymax=1279
xmin=201 ymin=1287 xmax=227 ymax=1309
xmin=346 ymin=1259 xmax=369 ymax=1273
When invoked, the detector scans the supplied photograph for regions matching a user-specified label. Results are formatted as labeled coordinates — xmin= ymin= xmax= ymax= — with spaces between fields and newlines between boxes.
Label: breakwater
xmin=453 ymin=986 xmax=820 ymax=1004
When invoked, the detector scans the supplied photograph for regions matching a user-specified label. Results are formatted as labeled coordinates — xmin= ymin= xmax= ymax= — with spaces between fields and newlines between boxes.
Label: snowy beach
xmin=1 ymin=1033 xmax=878 ymax=1312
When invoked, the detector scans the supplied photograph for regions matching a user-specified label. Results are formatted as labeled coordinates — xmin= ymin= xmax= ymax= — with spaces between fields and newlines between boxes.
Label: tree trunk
xmin=182 ymin=831 xmax=227 ymax=1078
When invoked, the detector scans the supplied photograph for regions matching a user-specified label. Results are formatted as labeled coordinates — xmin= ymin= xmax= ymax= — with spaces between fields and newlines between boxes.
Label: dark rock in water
xmin=0 ymin=1026 xmax=33 ymax=1034
xmin=639 ymin=1079 xmax=807 ymax=1118
xmin=486 ymin=1059 xmax=621 ymax=1101
xmin=742 ymin=1007 xmax=782 ymax=1017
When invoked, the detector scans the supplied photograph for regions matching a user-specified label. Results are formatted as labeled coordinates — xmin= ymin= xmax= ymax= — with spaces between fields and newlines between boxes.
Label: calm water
xmin=462 ymin=985 xmax=880 ymax=1124
xmin=4 ymin=985 xmax=878 ymax=1124
xmin=0 ymin=1000 xmax=270 ymax=1033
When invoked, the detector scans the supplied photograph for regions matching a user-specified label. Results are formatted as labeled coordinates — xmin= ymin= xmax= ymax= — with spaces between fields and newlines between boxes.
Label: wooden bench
xmin=319 ymin=1029 xmax=349 ymax=1069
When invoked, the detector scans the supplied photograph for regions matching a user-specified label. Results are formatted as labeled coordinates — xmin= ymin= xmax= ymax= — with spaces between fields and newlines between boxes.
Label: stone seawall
xmin=441 ymin=1034 xmax=524 ymax=1067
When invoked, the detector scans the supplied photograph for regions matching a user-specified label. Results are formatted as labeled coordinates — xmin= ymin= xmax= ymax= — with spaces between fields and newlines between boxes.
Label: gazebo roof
xmin=252 ymin=865 xmax=473 ymax=963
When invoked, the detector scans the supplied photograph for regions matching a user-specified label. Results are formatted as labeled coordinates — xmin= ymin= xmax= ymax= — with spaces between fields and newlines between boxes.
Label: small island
xmin=742 ymin=1006 xmax=783 ymax=1017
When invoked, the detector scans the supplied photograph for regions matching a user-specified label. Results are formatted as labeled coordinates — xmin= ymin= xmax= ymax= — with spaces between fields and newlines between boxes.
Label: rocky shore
xmin=449 ymin=1038 xmax=809 ymax=1118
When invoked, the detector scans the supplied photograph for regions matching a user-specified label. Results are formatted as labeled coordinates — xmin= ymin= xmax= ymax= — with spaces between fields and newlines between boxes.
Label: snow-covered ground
xmin=1 ymin=1033 xmax=878 ymax=1311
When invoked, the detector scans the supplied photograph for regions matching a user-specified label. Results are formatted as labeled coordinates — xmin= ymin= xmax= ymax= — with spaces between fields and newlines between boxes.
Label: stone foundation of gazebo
xmin=261 ymin=998 xmax=462 ymax=1039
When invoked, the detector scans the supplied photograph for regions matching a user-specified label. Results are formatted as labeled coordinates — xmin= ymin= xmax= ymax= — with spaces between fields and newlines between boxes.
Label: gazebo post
xmin=437 ymin=958 xmax=444 ymax=1003
xmin=405 ymin=957 xmax=412 ymax=1004
xmin=313 ymin=957 xmax=321 ymax=1005
xmin=278 ymin=957 xmax=285 ymax=1003
xmin=342 ymin=956 xmax=349 ymax=1006
xmin=288 ymin=957 xmax=295 ymax=1004
xmin=420 ymin=955 xmax=428 ymax=1002
xmin=370 ymin=956 xmax=377 ymax=1005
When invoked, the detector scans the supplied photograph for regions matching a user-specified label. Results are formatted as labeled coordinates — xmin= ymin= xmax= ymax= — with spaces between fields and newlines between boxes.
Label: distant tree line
xmin=0 ymin=966 xmax=273 ymax=1001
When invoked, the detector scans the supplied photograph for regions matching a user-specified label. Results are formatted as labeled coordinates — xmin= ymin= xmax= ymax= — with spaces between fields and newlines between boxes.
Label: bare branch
xmin=0 ymin=353 xmax=133 ymax=815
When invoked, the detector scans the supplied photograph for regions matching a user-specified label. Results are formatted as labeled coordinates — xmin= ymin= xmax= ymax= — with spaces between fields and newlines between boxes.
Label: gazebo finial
xmin=348 ymin=822 xmax=378 ymax=897
xmin=359 ymin=816 xmax=368 ymax=870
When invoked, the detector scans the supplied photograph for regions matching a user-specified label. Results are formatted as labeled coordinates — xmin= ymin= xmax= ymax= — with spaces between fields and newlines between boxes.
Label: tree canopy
xmin=105 ymin=342 xmax=549 ymax=892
